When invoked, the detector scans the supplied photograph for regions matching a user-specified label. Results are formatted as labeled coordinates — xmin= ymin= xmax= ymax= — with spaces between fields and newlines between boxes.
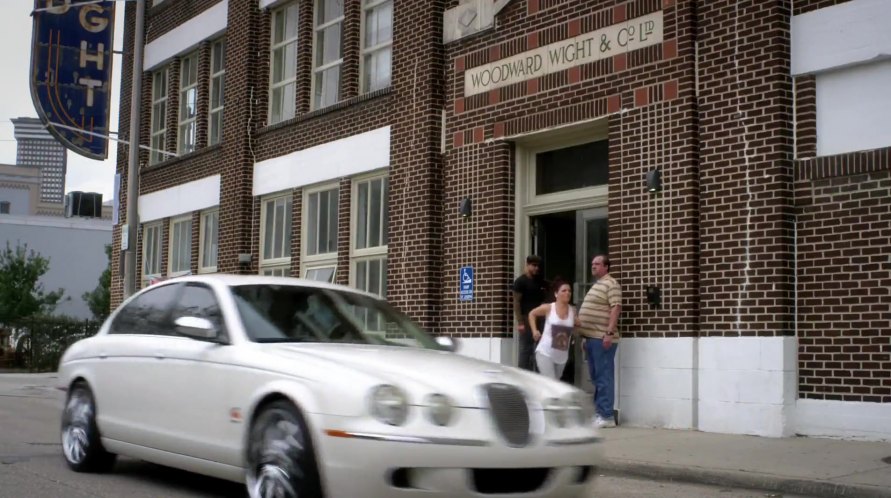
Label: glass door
xmin=573 ymin=207 xmax=608 ymax=392
xmin=574 ymin=208 xmax=609 ymax=303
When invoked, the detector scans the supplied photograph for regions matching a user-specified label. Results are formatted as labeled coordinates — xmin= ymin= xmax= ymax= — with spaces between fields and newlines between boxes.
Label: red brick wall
xmin=796 ymin=167 xmax=891 ymax=402
xmin=696 ymin=0 xmax=795 ymax=337
xmin=443 ymin=0 xmax=701 ymax=337
xmin=792 ymin=0 xmax=890 ymax=402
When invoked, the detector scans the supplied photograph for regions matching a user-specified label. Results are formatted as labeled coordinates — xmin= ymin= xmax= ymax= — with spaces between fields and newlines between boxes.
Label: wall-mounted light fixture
xmin=646 ymin=285 xmax=662 ymax=308
xmin=459 ymin=197 xmax=472 ymax=218
xmin=646 ymin=169 xmax=662 ymax=193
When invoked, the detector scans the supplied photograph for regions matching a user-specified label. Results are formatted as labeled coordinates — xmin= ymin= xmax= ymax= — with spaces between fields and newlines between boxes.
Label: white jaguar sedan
xmin=58 ymin=275 xmax=601 ymax=497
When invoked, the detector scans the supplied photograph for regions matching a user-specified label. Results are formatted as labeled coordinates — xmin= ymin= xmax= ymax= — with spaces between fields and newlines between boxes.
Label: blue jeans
xmin=584 ymin=337 xmax=617 ymax=418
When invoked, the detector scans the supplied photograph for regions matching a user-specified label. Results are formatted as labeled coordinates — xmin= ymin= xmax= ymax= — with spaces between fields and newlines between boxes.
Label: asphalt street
xmin=0 ymin=373 xmax=801 ymax=498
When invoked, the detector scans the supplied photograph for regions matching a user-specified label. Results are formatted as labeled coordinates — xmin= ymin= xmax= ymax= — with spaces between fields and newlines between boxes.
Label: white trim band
xmin=139 ymin=175 xmax=221 ymax=222
xmin=253 ymin=126 xmax=390 ymax=196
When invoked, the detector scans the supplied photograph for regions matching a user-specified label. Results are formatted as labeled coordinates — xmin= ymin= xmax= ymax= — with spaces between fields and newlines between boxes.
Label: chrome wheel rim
xmin=247 ymin=416 xmax=306 ymax=498
xmin=62 ymin=390 xmax=92 ymax=464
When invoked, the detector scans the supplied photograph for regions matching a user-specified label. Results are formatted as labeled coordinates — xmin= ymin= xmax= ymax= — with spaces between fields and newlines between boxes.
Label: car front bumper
xmin=311 ymin=413 xmax=602 ymax=497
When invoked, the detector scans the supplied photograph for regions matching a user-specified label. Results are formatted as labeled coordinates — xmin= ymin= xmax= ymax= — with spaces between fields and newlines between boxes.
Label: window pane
xmin=365 ymin=1 xmax=392 ymax=47
xmin=356 ymin=260 xmax=367 ymax=291
xmin=314 ymin=66 xmax=340 ymax=109
xmin=364 ymin=47 xmax=391 ymax=92
xmin=263 ymin=200 xmax=275 ymax=260
xmin=212 ymin=40 xmax=225 ymax=73
xmin=535 ymin=140 xmax=609 ymax=195
xmin=326 ymin=189 xmax=338 ymax=253
xmin=316 ymin=23 xmax=342 ymax=66
xmin=318 ymin=191 xmax=329 ymax=255
xmin=285 ymin=3 xmax=299 ymax=39
xmin=209 ymin=111 xmax=222 ymax=145
xmin=283 ymin=197 xmax=292 ymax=258
xmin=369 ymin=178 xmax=382 ymax=247
xmin=382 ymin=177 xmax=389 ymax=245
xmin=307 ymin=192 xmax=319 ymax=256
xmin=369 ymin=258 xmax=381 ymax=296
xmin=274 ymin=200 xmax=285 ymax=259
xmin=318 ymin=0 xmax=343 ymax=24
xmin=357 ymin=182 xmax=368 ymax=249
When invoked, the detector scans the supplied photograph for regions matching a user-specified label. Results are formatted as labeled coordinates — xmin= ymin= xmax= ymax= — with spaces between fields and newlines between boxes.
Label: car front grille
xmin=483 ymin=383 xmax=531 ymax=447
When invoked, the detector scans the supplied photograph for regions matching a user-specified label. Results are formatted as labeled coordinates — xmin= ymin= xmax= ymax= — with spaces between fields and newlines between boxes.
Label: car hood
xmin=261 ymin=343 xmax=576 ymax=408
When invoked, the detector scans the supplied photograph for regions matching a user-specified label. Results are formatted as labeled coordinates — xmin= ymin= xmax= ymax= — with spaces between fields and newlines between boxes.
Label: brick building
xmin=112 ymin=0 xmax=890 ymax=440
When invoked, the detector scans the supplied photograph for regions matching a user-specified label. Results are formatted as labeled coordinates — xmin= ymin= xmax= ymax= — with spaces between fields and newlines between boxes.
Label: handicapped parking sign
xmin=459 ymin=266 xmax=474 ymax=301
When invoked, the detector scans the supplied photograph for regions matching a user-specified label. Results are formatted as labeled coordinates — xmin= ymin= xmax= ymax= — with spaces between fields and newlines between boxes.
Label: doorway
xmin=529 ymin=207 xmax=608 ymax=388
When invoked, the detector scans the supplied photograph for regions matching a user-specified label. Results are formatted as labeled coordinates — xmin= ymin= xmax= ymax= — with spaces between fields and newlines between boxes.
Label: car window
xmin=171 ymin=284 xmax=225 ymax=333
xmin=109 ymin=283 xmax=182 ymax=335
xmin=230 ymin=284 xmax=443 ymax=350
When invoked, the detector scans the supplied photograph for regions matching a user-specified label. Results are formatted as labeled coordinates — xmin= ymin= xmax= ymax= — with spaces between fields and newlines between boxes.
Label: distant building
xmin=0 ymin=214 xmax=111 ymax=320
xmin=12 ymin=117 xmax=67 ymax=204
xmin=0 ymin=163 xmax=112 ymax=219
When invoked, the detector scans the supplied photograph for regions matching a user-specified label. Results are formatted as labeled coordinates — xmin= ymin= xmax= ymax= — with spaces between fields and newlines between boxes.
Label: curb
xmin=600 ymin=459 xmax=891 ymax=498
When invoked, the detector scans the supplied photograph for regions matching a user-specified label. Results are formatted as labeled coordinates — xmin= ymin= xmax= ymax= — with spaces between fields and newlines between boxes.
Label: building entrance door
xmin=528 ymin=207 xmax=608 ymax=389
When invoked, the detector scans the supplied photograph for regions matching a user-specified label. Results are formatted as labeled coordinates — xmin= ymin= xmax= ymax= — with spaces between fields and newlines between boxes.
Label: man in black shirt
xmin=512 ymin=255 xmax=547 ymax=371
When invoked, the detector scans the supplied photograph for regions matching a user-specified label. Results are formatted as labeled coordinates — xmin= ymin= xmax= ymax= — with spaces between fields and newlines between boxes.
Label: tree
xmin=0 ymin=242 xmax=65 ymax=323
xmin=83 ymin=244 xmax=112 ymax=320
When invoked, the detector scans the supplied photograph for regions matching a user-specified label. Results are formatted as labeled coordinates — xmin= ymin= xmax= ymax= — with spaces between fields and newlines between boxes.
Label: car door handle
xmin=99 ymin=352 xmax=107 ymax=359
xmin=155 ymin=351 xmax=165 ymax=359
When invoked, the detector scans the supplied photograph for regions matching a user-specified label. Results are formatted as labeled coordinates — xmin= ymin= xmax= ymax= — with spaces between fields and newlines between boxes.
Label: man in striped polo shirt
xmin=578 ymin=254 xmax=622 ymax=428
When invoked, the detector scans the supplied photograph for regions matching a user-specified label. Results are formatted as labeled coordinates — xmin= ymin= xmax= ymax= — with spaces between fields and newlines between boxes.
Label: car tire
xmin=60 ymin=382 xmax=116 ymax=472
xmin=245 ymin=400 xmax=324 ymax=498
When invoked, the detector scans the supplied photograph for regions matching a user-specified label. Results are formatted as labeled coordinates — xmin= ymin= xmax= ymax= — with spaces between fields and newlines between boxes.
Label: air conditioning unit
xmin=64 ymin=191 xmax=103 ymax=218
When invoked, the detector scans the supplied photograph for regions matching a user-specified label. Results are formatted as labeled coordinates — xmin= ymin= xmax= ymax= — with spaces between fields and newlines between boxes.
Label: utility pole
xmin=123 ymin=0 xmax=145 ymax=299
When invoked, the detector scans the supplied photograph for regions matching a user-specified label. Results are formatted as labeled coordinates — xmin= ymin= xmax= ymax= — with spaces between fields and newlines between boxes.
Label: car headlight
xmin=564 ymin=391 xmax=593 ymax=426
xmin=369 ymin=385 xmax=409 ymax=426
xmin=544 ymin=397 xmax=568 ymax=428
xmin=424 ymin=393 xmax=454 ymax=426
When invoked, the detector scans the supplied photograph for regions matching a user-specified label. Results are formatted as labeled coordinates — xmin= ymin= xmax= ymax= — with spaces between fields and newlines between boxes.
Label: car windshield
xmin=230 ymin=284 xmax=444 ymax=350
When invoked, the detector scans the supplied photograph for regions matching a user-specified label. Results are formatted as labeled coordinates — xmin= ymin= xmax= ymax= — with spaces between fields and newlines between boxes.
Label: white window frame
xmin=350 ymin=172 xmax=388 ymax=297
xmin=168 ymin=215 xmax=192 ymax=277
xmin=269 ymin=2 xmax=299 ymax=124
xmin=198 ymin=208 xmax=219 ymax=273
xmin=142 ymin=222 xmax=163 ymax=286
xmin=259 ymin=192 xmax=293 ymax=276
xmin=312 ymin=0 xmax=344 ymax=110
xmin=150 ymin=66 xmax=169 ymax=165
xmin=302 ymin=183 xmax=339 ymax=282
xmin=208 ymin=38 xmax=226 ymax=146
xmin=178 ymin=51 xmax=199 ymax=155
xmin=360 ymin=0 xmax=392 ymax=93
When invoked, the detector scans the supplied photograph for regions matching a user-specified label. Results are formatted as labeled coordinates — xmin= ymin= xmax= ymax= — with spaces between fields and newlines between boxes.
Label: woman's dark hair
xmin=551 ymin=277 xmax=571 ymax=294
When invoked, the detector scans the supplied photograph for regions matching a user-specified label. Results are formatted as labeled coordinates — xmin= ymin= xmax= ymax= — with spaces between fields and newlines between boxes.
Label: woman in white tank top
xmin=527 ymin=281 xmax=576 ymax=380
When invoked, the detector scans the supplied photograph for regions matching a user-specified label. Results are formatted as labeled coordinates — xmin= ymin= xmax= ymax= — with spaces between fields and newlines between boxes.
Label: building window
xmin=178 ymin=52 xmax=199 ymax=155
xmin=313 ymin=0 xmax=343 ymax=109
xmin=259 ymin=193 xmax=293 ymax=276
xmin=270 ymin=2 xmax=299 ymax=125
xmin=150 ymin=67 xmax=169 ymax=164
xmin=302 ymin=185 xmax=338 ymax=282
xmin=209 ymin=39 xmax=226 ymax=146
xmin=352 ymin=175 xmax=388 ymax=298
xmin=0 ymin=201 xmax=10 ymax=214
xmin=361 ymin=0 xmax=392 ymax=93
xmin=142 ymin=222 xmax=163 ymax=286
xmin=199 ymin=209 xmax=219 ymax=273
xmin=168 ymin=215 xmax=192 ymax=276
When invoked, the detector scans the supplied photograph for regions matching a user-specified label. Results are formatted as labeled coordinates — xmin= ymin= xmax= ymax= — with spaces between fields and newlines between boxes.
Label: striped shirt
xmin=577 ymin=274 xmax=622 ymax=340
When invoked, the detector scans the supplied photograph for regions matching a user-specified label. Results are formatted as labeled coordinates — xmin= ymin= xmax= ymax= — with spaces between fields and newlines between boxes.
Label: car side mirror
xmin=174 ymin=316 xmax=222 ymax=342
xmin=435 ymin=336 xmax=460 ymax=353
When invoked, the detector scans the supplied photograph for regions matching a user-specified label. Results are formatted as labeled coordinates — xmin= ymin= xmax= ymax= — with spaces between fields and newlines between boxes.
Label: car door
xmin=89 ymin=283 xmax=182 ymax=447
xmin=148 ymin=282 xmax=240 ymax=465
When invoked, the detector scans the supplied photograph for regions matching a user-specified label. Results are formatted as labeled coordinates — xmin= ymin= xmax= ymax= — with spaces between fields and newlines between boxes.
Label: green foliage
xmin=9 ymin=315 xmax=100 ymax=372
xmin=82 ymin=244 xmax=112 ymax=320
xmin=0 ymin=242 xmax=65 ymax=323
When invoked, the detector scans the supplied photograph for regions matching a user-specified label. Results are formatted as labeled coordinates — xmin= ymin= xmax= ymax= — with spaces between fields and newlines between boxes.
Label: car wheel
xmin=60 ymin=382 xmax=116 ymax=472
xmin=246 ymin=400 xmax=323 ymax=498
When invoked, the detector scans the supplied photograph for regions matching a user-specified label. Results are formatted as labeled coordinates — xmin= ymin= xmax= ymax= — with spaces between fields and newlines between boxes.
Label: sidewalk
xmin=597 ymin=426 xmax=891 ymax=498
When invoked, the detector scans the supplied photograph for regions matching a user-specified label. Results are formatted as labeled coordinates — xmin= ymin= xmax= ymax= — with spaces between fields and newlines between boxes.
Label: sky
xmin=0 ymin=1 xmax=125 ymax=200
